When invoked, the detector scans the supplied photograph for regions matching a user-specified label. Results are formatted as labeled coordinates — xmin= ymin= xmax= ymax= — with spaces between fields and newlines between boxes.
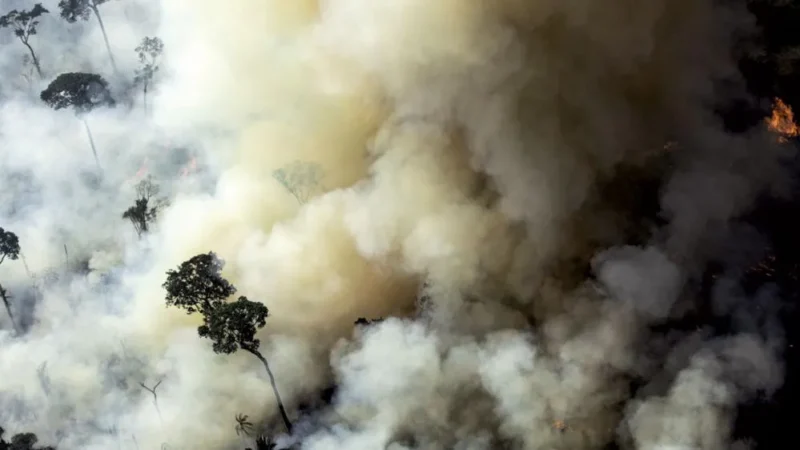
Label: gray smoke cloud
xmin=0 ymin=0 xmax=790 ymax=449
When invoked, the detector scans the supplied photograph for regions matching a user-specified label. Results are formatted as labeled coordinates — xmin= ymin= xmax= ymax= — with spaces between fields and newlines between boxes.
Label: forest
xmin=1 ymin=1 xmax=800 ymax=449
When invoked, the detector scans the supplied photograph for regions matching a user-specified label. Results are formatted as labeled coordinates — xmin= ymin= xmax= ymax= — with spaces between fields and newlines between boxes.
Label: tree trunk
xmin=245 ymin=348 xmax=293 ymax=433
xmin=82 ymin=118 xmax=103 ymax=172
xmin=0 ymin=285 xmax=20 ymax=335
xmin=21 ymin=41 xmax=43 ymax=79
xmin=143 ymin=82 xmax=148 ymax=116
xmin=91 ymin=4 xmax=118 ymax=74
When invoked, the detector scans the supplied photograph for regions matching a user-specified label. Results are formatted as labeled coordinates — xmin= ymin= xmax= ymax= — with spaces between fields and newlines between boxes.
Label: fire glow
xmin=766 ymin=97 xmax=799 ymax=143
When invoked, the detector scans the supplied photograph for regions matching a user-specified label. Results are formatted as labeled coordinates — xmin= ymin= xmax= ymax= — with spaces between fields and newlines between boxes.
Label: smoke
xmin=0 ymin=0 xmax=791 ymax=449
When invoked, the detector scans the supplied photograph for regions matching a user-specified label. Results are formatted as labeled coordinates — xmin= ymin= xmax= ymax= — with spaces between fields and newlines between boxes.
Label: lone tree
xmin=40 ymin=72 xmax=115 ymax=171
xmin=58 ymin=0 xmax=117 ymax=73
xmin=133 ymin=36 xmax=164 ymax=114
xmin=0 ymin=3 xmax=49 ymax=79
xmin=0 ymin=228 xmax=20 ymax=335
xmin=122 ymin=175 xmax=168 ymax=238
xmin=163 ymin=252 xmax=292 ymax=433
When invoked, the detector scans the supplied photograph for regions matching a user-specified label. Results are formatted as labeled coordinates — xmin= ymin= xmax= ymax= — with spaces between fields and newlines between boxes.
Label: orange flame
xmin=126 ymin=158 xmax=150 ymax=185
xmin=766 ymin=98 xmax=799 ymax=143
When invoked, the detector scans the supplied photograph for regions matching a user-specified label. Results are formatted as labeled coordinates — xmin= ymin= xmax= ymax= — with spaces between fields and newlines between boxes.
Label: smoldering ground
xmin=0 ymin=0 xmax=794 ymax=449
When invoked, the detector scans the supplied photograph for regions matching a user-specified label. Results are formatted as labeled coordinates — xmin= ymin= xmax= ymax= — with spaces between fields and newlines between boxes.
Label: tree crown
xmin=136 ymin=36 xmax=164 ymax=64
xmin=0 ymin=228 xmax=20 ymax=265
xmin=198 ymin=296 xmax=269 ymax=354
xmin=57 ymin=0 xmax=109 ymax=23
xmin=0 ymin=4 xmax=49 ymax=40
xmin=163 ymin=252 xmax=236 ymax=316
xmin=40 ymin=72 xmax=115 ymax=116
xmin=0 ymin=427 xmax=54 ymax=450
xmin=134 ymin=36 xmax=164 ymax=87
xmin=122 ymin=176 xmax=168 ymax=237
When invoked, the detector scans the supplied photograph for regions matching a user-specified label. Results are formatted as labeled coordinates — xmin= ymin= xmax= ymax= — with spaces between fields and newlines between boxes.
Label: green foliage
xmin=164 ymin=253 xmax=269 ymax=354
xmin=122 ymin=176 xmax=168 ymax=237
xmin=0 ymin=228 xmax=20 ymax=265
xmin=0 ymin=4 xmax=49 ymax=40
xmin=163 ymin=252 xmax=236 ymax=316
xmin=198 ymin=296 xmax=269 ymax=354
xmin=57 ymin=0 xmax=108 ymax=23
xmin=272 ymin=161 xmax=324 ymax=204
xmin=40 ymin=72 xmax=115 ymax=116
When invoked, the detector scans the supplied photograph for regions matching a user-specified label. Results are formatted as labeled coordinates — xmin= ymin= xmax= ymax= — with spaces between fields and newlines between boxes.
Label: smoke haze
xmin=0 ymin=1 xmax=793 ymax=449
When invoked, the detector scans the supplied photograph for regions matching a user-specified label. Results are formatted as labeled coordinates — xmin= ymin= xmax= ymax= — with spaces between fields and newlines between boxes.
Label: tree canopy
xmin=0 ymin=228 xmax=20 ymax=265
xmin=57 ymin=0 xmax=108 ymax=23
xmin=0 ymin=4 xmax=49 ymax=39
xmin=134 ymin=36 xmax=163 ymax=86
xmin=122 ymin=176 xmax=167 ymax=237
xmin=0 ymin=426 xmax=54 ymax=450
xmin=198 ymin=296 xmax=269 ymax=354
xmin=40 ymin=72 xmax=115 ymax=116
xmin=163 ymin=253 xmax=292 ymax=432
xmin=163 ymin=252 xmax=236 ymax=315
xmin=57 ymin=0 xmax=117 ymax=73
xmin=0 ymin=3 xmax=47 ymax=78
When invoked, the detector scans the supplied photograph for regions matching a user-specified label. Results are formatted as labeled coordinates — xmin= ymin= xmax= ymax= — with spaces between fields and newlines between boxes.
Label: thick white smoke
xmin=0 ymin=0 xmax=789 ymax=449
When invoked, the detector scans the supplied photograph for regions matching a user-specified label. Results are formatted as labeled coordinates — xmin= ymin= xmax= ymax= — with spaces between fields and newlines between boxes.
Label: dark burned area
xmin=604 ymin=2 xmax=800 ymax=448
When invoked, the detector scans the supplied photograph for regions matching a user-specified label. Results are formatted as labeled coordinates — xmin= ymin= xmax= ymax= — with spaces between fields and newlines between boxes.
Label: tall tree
xmin=133 ymin=36 xmax=163 ymax=115
xmin=0 ymin=4 xmax=49 ymax=79
xmin=122 ymin=175 xmax=168 ymax=238
xmin=40 ymin=72 xmax=115 ymax=171
xmin=163 ymin=253 xmax=293 ymax=433
xmin=0 ymin=228 xmax=21 ymax=335
xmin=57 ymin=0 xmax=117 ymax=73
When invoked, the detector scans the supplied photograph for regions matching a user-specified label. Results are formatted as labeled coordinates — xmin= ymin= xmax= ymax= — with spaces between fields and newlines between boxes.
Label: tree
xmin=272 ymin=161 xmax=324 ymax=204
xmin=0 ymin=4 xmax=49 ymax=79
xmin=0 ymin=228 xmax=21 ymax=335
xmin=163 ymin=253 xmax=293 ymax=433
xmin=245 ymin=436 xmax=277 ymax=450
xmin=138 ymin=378 xmax=163 ymax=421
xmin=235 ymin=414 xmax=254 ymax=437
xmin=40 ymin=72 xmax=115 ymax=171
xmin=57 ymin=0 xmax=117 ymax=73
xmin=133 ymin=36 xmax=163 ymax=114
xmin=0 ymin=426 xmax=55 ymax=450
xmin=122 ymin=175 xmax=168 ymax=238
xmin=0 ymin=228 xmax=19 ymax=266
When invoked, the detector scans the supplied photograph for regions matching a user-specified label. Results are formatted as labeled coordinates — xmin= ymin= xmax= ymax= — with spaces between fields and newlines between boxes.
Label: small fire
xmin=179 ymin=156 xmax=197 ymax=178
xmin=126 ymin=153 xmax=198 ymax=185
xmin=766 ymin=97 xmax=799 ymax=143
xmin=553 ymin=419 xmax=567 ymax=433
xmin=134 ymin=160 xmax=149 ymax=178
xmin=126 ymin=158 xmax=150 ymax=185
